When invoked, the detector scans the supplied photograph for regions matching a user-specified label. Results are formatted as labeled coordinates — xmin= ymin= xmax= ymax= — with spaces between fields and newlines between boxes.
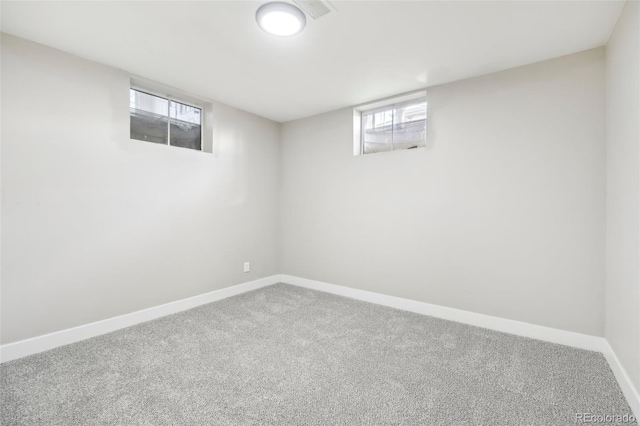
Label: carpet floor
xmin=0 ymin=284 xmax=636 ymax=425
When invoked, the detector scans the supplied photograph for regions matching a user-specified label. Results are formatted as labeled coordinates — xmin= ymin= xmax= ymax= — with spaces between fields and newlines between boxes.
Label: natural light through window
xmin=354 ymin=93 xmax=427 ymax=155
xmin=129 ymin=88 xmax=203 ymax=151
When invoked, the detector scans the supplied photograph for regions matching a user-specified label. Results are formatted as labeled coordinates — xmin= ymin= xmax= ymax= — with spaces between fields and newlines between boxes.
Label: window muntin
xmin=359 ymin=96 xmax=426 ymax=155
xmin=130 ymin=89 xmax=202 ymax=151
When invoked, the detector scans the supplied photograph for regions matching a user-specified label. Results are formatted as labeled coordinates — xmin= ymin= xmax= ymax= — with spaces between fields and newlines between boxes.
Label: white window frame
xmin=129 ymin=77 xmax=212 ymax=153
xmin=353 ymin=90 xmax=427 ymax=156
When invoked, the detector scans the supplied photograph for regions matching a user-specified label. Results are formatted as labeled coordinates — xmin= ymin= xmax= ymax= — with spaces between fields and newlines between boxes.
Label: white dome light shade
xmin=256 ymin=2 xmax=306 ymax=37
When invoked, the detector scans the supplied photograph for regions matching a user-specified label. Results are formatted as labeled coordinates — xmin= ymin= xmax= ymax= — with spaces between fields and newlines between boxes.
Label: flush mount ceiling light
xmin=256 ymin=2 xmax=307 ymax=37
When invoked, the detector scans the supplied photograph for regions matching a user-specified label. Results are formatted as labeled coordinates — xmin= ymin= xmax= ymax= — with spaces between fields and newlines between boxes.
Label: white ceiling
xmin=0 ymin=1 xmax=625 ymax=122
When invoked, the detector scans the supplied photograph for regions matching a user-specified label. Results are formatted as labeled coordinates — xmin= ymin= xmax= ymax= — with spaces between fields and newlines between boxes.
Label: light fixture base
xmin=256 ymin=2 xmax=307 ymax=37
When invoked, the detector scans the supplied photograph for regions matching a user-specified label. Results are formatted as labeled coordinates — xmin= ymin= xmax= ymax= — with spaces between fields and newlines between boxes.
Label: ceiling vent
xmin=293 ymin=0 xmax=332 ymax=20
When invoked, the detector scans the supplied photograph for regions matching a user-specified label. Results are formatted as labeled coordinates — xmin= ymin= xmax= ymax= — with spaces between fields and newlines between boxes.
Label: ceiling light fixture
xmin=256 ymin=2 xmax=306 ymax=37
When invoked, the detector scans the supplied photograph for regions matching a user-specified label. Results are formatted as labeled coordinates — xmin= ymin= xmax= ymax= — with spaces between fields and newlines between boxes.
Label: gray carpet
xmin=0 ymin=284 xmax=636 ymax=425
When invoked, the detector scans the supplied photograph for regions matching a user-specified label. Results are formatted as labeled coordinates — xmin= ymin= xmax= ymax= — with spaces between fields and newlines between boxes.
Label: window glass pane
xmin=129 ymin=89 xmax=169 ymax=115
xmin=130 ymin=89 xmax=169 ymax=144
xmin=169 ymin=101 xmax=202 ymax=150
xmin=169 ymin=100 xmax=201 ymax=125
xmin=362 ymin=109 xmax=393 ymax=154
xmin=392 ymin=100 xmax=426 ymax=150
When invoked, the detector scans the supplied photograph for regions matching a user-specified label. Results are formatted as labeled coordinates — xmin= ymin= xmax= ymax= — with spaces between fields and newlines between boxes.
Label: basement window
xmin=130 ymin=88 xmax=203 ymax=151
xmin=353 ymin=92 xmax=427 ymax=155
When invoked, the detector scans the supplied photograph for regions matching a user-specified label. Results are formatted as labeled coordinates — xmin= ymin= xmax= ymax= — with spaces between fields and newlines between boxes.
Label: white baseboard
xmin=280 ymin=275 xmax=605 ymax=352
xmin=3 ymin=272 xmax=637 ymax=419
xmin=0 ymin=275 xmax=281 ymax=363
xmin=602 ymin=341 xmax=640 ymax=419
xmin=281 ymin=274 xmax=640 ymax=416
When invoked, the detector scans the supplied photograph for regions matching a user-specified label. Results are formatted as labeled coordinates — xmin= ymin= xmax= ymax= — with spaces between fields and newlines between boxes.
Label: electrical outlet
xmin=243 ymin=262 xmax=250 ymax=273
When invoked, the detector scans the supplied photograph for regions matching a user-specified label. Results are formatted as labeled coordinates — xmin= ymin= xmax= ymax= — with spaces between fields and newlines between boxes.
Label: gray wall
xmin=1 ymin=30 xmax=629 ymax=365
xmin=1 ymin=34 xmax=281 ymax=344
xmin=605 ymin=0 xmax=640 ymax=392
xmin=280 ymin=49 xmax=606 ymax=336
